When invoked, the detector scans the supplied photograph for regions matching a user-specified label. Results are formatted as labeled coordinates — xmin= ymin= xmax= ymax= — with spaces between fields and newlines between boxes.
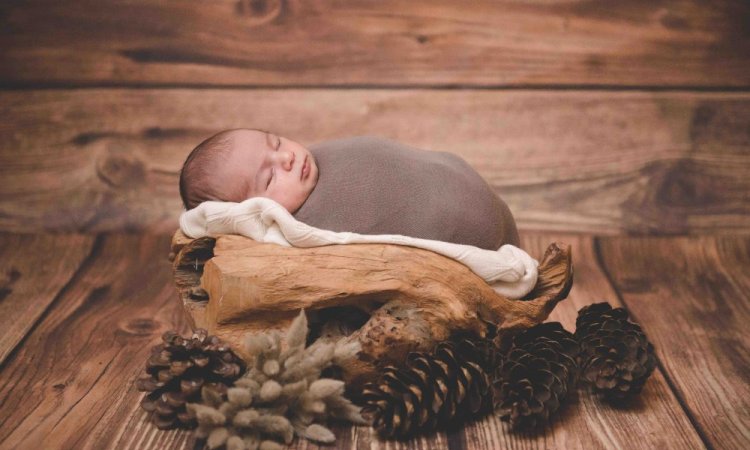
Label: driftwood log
xmin=169 ymin=230 xmax=573 ymax=391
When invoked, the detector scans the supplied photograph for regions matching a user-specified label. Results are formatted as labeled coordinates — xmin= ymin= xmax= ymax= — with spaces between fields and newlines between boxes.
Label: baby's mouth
xmin=300 ymin=155 xmax=308 ymax=180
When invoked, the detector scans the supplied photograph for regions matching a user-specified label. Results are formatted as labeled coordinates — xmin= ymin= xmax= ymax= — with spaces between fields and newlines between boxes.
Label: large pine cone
xmin=575 ymin=302 xmax=656 ymax=400
xmin=360 ymin=335 xmax=494 ymax=439
xmin=135 ymin=328 xmax=246 ymax=429
xmin=493 ymin=322 xmax=579 ymax=430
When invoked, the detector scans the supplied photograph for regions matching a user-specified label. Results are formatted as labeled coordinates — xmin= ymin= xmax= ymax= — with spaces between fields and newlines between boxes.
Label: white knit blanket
xmin=179 ymin=198 xmax=539 ymax=299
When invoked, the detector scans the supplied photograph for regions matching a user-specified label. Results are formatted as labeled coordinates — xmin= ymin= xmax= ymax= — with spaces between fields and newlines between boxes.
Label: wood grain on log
xmin=2 ymin=90 xmax=749 ymax=235
xmin=171 ymin=230 xmax=573 ymax=390
xmin=1 ymin=0 xmax=748 ymax=87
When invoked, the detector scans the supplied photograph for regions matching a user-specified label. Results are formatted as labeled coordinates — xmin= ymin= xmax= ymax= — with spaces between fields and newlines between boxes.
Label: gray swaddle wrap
xmin=292 ymin=136 xmax=519 ymax=250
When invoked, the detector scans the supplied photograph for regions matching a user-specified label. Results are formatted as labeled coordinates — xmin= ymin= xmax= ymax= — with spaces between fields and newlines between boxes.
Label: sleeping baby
xmin=179 ymin=128 xmax=520 ymax=251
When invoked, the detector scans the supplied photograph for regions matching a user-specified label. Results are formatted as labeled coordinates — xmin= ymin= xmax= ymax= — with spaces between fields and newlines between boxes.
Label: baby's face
xmin=216 ymin=129 xmax=318 ymax=213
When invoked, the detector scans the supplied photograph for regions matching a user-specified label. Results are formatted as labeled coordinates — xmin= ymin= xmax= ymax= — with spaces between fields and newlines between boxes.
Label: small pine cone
xmin=457 ymin=319 xmax=503 ymax=374
xmin=360 ymin=336 xmax=494 ymax=439
xmin=575 ymin=302 xmax=656 ymax=400
xmin=493 ymin=322 xmax=579 ymax=430
xmin=136 ymin=328 xmax=246 ymax=430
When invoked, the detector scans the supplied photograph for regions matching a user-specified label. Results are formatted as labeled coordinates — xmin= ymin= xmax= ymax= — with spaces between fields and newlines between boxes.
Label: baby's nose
xmin=279 ymin=150 xmax=294 ymax=169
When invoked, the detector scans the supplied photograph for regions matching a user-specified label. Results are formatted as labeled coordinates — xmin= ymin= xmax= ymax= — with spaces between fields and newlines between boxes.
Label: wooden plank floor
xmin=1 ymin=232 xmax=747 ymax=449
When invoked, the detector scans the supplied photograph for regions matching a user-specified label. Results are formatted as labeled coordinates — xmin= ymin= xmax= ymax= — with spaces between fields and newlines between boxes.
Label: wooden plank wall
xmin=1 ymin=0 xmax=749 ymax=88
xmin=0 ymin=0 xmax=748 ymax=234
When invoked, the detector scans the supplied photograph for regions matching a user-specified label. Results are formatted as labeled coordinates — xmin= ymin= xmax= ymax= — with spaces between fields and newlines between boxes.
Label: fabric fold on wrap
xmin=292 ymin=136 xmax=520 ymax=250
xmin=180 ymin=197 xmax=539 ymax=299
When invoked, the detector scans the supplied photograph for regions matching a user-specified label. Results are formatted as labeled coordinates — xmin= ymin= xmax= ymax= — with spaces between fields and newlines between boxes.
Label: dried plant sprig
xmin=186 ymin=309 xmax=365 ymax=449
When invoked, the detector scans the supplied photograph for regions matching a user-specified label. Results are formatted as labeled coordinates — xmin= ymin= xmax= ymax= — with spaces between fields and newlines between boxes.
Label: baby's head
xmin=179 ymin=128 xmax=318 ymax=212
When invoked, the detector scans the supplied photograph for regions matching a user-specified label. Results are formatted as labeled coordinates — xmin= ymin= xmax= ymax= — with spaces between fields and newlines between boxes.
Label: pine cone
xmin=493 ymin=322 xmax=579 ymax=430
xmin=360 ymin=334 xmax=495 ymax=439
xmin=575 ymin=302 xmax=656 ymax=400
xmin=136 ymin=328 xmax=246 ymax=430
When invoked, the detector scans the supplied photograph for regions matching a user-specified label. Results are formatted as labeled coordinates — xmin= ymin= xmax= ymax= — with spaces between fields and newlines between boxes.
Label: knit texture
xmin=293 ymin=136 xmax=519 ymax=251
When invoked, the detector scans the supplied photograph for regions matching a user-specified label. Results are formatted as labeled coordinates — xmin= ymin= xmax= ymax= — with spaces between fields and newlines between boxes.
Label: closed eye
xmin=266 ymin=136 xmax=281 ymax=188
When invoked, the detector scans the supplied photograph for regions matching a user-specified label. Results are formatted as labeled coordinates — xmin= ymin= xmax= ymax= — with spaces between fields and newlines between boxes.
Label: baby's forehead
xmin=216 ymin=129 xmax=269 ymax=173
xmin=225 ymin=129 xmax=271 ymax=153
xmin=231 ymin=128 xmax=266 ymax=141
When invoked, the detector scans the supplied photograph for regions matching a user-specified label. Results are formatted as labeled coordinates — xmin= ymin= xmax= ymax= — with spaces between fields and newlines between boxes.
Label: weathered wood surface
xmin=599 ymin=235 xmax=750 ymax=449
xmin=0 ymin=234 xmax=194 ymax=449
xmin=0 ymin=233 xmax=95 ymax=366
xmin=1 ymin=0 xmax=748 ymax=88
xmin=0 ymin=232 xmax=725 ymax=449
xmin=1 ymin=90 xmax=748 ymax=235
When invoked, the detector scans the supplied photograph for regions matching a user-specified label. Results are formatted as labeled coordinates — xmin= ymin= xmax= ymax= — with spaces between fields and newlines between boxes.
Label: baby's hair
xmin=179 ymin=128 xmax=272 ymax=210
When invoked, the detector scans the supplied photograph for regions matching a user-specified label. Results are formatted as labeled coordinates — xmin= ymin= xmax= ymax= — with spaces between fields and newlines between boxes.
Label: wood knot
xmin=120 ymin=317 xmax=160 ymax=336
xmin=654 ymin=8 xmax=689 ymax=30
xmin=2 ymin=267 xmax=21 ymax=283
xmin=0 ymin=267 xmax=21 ymax=301
xmin=96 ymin=153 xmax=146 ymax=188
xmin=188 ymin=287 xmax=210 ymax=301
xmin=235 ymin=0 xmax=283 ymax=24
xmin=652 ymin=158 xmax=718 ymax=208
